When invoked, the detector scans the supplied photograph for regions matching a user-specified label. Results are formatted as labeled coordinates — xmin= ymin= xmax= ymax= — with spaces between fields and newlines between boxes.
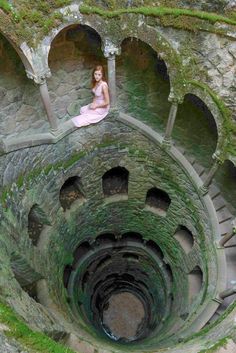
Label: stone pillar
xmin=26 ymin=70 xmax=59 ymax=134
xmin=200 ymin=153 xmax=223 ymax=195
xmin=103 ymin=41 xmax=120 ymax=109
xmin=39 ymin=80 xmax=58 ymax=133
xmin=162 ymin=94 xmax=181 ymax=148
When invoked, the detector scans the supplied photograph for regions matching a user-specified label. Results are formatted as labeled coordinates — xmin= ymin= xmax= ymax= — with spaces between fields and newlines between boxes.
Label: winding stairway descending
xmin=181 ymin=149 xmax=236 ymax=318
xmin=119 ymin=112 xmax=236 ymax=319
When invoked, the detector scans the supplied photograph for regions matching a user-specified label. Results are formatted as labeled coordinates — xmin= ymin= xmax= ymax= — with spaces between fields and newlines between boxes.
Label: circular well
xmin=102 ymin=291 xmax=146 ymax=341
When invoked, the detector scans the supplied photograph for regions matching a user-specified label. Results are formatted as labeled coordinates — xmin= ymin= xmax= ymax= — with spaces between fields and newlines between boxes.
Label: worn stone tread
xmin=209 ymin=184 xmax=221 ymax=198
xmin=212 ymin=195 xmax=226 ymax=211
xmin=193 ymin=162 xmax=205 ymax=176
xmin=219 ymin=220 xmax=233 ymax=236
xmin=217 ymin=208 xmax=233 ymax=223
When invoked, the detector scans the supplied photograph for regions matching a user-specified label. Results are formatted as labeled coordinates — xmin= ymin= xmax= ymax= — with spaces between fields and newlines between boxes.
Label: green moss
xmin=0 ymin=301 xmax=77 ymax=353
xmin=0 ymin=0 xmax=11 ymax=13
xmin=1 ymin=3 xmax=235 ymax=45
xmin=0 ymin=0 xmax=71 ymax=45
xmin=198 ymin=337 xmax=229 ymax=353
xmin=80 ymin=5 xmax=236 ymax=26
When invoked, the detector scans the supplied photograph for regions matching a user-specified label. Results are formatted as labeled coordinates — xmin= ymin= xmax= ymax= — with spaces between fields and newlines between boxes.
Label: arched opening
xmin=215 ymin=160 xmax=236 ymax=214
xmin=146 ymin=239 xmax=164 ymax=259
xmin=188 ymin=266 xmax=203 ymax=303
xmin=10 ymin=253 xmax=42 ymax=302
xmin=72 ymin=241 xmax=92 ymax=267
xmin=102 ymin=166 xmax=129 ymax=197
xmin=174 ymin=225 xmax=194 ymax=254
xmin=48 ymin=24 xmax=105 ymax=120
xmin=173 ymin=94 xmax=218 ymax=169
xmin=59 ymin=176 xmax=85 ymax=211
xmin=0 ymin=33 xmax=45 ymax=138
xmin=122 ymin=232 xmax=143 ymax=243
xmin=145 ymin=187 xmax=171 ymax=216
xmin=96 ymin=233 xmax=116 ymax=244
xmin=28 ymin=204 xmax=49 ymax=246
xmin=117 ymin=37 xmax=170 ymax=132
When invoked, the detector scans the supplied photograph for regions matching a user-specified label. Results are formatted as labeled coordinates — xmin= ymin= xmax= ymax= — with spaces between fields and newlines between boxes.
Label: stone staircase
xmin=177 ymin=146 xmax=235 ymax=237
xmin=177 ymin=146 xmax=236 ymax=315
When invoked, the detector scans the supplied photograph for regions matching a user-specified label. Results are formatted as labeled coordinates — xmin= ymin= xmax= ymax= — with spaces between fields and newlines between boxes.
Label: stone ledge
xmin=0 ymin=120 xmax=76 ymax=154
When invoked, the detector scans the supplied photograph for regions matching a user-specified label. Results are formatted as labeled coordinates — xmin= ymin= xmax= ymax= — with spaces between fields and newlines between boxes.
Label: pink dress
xmin=72 ymin=81 xmax=110 ymax=127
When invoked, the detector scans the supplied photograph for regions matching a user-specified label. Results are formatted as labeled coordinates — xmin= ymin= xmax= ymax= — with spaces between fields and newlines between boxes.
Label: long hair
xmin=91 ymin=65 xmax=106 ymax=88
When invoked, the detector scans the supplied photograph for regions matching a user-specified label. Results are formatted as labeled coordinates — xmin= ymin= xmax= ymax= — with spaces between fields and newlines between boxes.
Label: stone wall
xmin=0 ymin=118 xmax=222 ymax=350
xmin=0 ymin=35 xmax=47 ymax=139
xmin=48 ymin=25 xmax=106 ymax=120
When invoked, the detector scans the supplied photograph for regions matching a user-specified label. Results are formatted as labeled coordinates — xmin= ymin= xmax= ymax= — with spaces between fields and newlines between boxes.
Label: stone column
xmin=103 ymin=41 xmax=120 ymax=109
xmin=39 ymin=80 xmax=59 ymax=133
xmin=26 ymin=70 xmax=59 ymax=134
xmin=162 ymin=95 xmax=181 ymax=147
xmin=200 ymin=153 xmax=223 ymax=195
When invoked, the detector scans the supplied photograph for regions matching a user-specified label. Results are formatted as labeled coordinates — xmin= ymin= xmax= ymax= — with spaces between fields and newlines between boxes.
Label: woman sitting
xmin=72 ymin=65 xmax=110 ymax=128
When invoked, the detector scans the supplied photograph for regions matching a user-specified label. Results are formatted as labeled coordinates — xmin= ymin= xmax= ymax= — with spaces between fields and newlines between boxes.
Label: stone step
xmin=209 ymin=184 xmax=221 ymax=199
xmin=212 ymin=194 xmax=226 ymax=211
xmin=177 ymin=146 xmax=186 ymax=155
xmin=186 ymin=156 xmax=195 ymax=165
xmin=219 ymin=220 xmax=233 ymax=236
xmin=192 ymin=162 xmax=205 ymax=176
xmin=217 ymin=207 xmax=233 ymax=224
xmin=201 ymin=172 xmax=208 ymax=182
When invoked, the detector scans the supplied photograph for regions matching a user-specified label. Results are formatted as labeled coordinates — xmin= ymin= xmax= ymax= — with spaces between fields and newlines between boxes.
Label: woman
xmin=72 ymin=65 xmax=110 ymax=127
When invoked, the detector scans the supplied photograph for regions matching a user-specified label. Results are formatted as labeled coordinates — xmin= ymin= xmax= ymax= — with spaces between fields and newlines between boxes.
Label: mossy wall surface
xmin=0 ymin=118 xmax=220 ymax=351
xmin=0 ymin=2 xmax=235 ymax=352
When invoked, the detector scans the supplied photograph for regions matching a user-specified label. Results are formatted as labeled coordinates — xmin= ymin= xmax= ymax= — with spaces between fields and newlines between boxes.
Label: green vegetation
xmin=0 ymin=0 xmax=71 ymax=45
xmin=80 ymin=5 xmax=236 ymax=26
xmin=0 ymin=2 xmax=235 ymax=45
xmin=0 ymin=301 xmax=76 ymax=353
xmin=198 ymin=337 xmax=229 ymax=353
xmin=0 ymin=0 xmax=11 ymax=13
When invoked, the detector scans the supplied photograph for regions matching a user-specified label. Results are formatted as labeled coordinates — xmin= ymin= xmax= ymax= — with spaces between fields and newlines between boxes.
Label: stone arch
xmin=59 ymin=175 xmax=85 ymax=211
xmin=117 ymin=36 xmax=171 ymax=132
xmin=0 ymin=32 xmax=46 ymax=138
xmin=183 ymin=82 xmax=229 ymax=161
xmin=174 ymin=225 xmax=194 ymax=254
xmin=28 ymin=204 xmax=50 ymax=246
xmin=0 ymin=28 xmax=34 ymax=74
xmin=214 ymin=159 xmax=236 ymax=213
xmin=47 ymin=24 xmax=105 ymax=119
xmin=102 ymin=166 xmax=129 ymax=197
xmin=188 ymin=266 xmax=203 ymax=303
xmin=117 ymin=24 xmax=183 ymax=97
xmin=47 ymin=22 xmax=103 ymax=69
xmin=173 ymin=91 xmax=218 ymax=168
xmin=145 ymin=187 xmax=171 ymax=217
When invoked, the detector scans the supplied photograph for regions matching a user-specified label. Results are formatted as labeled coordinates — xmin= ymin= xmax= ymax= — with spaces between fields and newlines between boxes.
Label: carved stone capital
xmin=102 ymin=40 xmax=121 ymax=58
xmin=199 ymin=185 xmax=209 ymax=196
xmin=162 ymin=137 xmax=172 ymax=150
xmin=168 ymin=89 xmax=183 ymax=104
xmin=26 ymin=68 xmax=52 ymax=84
xmin=212 ymin=151 xmax=224 ymax=164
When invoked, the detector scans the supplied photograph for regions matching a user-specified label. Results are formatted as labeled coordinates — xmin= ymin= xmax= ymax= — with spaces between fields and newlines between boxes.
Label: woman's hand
xmin=90 ymin=102 xmax=97 ymax=110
